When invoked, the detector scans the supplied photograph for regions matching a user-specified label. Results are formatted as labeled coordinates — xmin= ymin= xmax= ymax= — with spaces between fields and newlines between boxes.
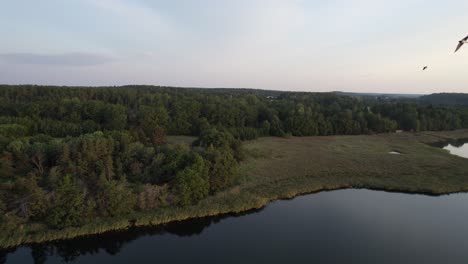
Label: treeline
xmin=420 ymin=93 xmax=468 ymax=106
xmin=1 ymin=85 xmax=468 ymax=230
xmin=0 ymin=86 xmax=467 ymax=140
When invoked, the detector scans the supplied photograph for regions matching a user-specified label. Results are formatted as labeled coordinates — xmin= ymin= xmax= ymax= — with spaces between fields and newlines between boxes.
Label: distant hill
xmin=332 ymin=91 xmax=422 ymax=99
xmin=420 ymin=93 xmax=468 ymax=106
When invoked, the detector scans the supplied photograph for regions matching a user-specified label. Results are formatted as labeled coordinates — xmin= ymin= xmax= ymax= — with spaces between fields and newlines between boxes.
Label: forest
xmin=420 ymin=93 xmax=468 ymax=106
xmin=1 ymin=85 xmax=468 ymax=231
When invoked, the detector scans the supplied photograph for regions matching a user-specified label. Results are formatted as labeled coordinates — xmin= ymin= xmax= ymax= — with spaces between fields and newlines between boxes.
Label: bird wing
xmin=455 ymin=42 xmax=464 ymax=53
xmin=463 ymin=35 xmax=468 ymax=41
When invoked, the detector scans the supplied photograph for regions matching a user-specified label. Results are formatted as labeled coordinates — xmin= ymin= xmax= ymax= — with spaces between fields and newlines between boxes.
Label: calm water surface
xmin=3 ymin=189 xmax=468 ymax=264
xmin=444 ymin=142 xmax=468 ymax=158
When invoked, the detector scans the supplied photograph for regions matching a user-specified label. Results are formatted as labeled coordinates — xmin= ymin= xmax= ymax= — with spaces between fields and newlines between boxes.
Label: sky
xmin=1 ymin=0 xmax=468 ymax=94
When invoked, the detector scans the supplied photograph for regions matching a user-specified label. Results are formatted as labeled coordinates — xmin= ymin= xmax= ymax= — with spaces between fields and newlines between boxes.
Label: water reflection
xmin=441 ymin=139 xmax=468 ymax=159
xmin=0 ymin=248 xmax=15 ymax=264
xmin=432 ymin=138 xmax=468 ymax=148
xmin=5 ymin=190 xmax=468 ymax=263
xmin=431 ymin=138 xmax=468 ymax=158
xmin=0 ymin=208 xmax=263 ymax=263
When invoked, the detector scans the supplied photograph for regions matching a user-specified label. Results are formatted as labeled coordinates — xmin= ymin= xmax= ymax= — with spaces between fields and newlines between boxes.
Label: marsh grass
xmin=2 ymin=130 xmax=468 ymax=248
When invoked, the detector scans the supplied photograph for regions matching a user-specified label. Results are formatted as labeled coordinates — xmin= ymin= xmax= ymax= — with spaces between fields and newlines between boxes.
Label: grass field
xmin=2 ymin=130 xmax=468 ymax=248
xmin=240 ymin=130 xmax=468 ymax=196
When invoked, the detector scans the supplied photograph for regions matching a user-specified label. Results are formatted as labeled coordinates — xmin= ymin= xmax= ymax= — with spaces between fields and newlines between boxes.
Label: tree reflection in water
xmin=432 ymin=138 xmax=468 ymax=148
xmin=0 ymin=208 xmax=263 ymax=263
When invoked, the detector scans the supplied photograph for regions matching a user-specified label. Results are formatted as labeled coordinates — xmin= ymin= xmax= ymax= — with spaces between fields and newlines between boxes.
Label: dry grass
xmin=240 ymin=130 xmax=468 ymax=195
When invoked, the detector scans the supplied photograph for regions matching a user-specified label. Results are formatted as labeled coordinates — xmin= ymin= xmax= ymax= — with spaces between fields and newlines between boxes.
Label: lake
xmin=4 ymin=189 xmax=468 ymax=264
xmin=444 ymin=141 xmax=468 ymax=159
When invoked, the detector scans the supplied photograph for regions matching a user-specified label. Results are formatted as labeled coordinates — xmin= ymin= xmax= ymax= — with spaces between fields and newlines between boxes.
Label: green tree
xmin=12 ymin=175 xmax=48 ymax=220
xmin=174 ymin=155 xmax=209 ymax=206
xmin=47 ymin=175 xmax=88 ymax=228
xmin=0 ymin=198 xmax=6 ymax=223
xmin=95 ymin=179 xmax=136 ymax=217
xmin=0 ymin=124 xmax=28 ymax=138
xmin=204 ymin=146 xmax=238 ymax=193
xmin=138 ymin=105 xmax=169 ymax=137
xmin=0 ymin=153 xmax=15 ymax=180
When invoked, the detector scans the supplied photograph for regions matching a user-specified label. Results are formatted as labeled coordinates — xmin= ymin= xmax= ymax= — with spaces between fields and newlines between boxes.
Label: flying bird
xmin=422 ymin=66 xmax=428 ymax=71
xmin=454 ymin=35 xmax=468 ymax=53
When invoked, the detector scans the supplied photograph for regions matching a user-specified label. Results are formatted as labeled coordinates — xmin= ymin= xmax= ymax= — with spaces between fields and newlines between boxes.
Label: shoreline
xmin=2 ymin=184 xmax=468 ymax=250
xmin=2 ymin=130 xmax=468 ymax=249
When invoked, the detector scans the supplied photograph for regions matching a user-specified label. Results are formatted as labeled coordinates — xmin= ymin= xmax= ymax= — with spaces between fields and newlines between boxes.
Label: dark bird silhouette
xmin=422 ymin=66 xmax=428 ymax=71
xmin=455 ymin=35 xmax=468 ymax=53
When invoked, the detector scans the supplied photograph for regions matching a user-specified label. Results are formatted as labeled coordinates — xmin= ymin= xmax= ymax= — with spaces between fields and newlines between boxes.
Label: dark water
xmin=444 ymin=142 xmax=468 ymax=158
xmin=4 ymin=189 xmax=468 ymax=264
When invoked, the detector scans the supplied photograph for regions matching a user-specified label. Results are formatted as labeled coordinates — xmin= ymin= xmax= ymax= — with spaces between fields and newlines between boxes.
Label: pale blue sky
xmin=1 ymin=0 xmax=468 ymax=93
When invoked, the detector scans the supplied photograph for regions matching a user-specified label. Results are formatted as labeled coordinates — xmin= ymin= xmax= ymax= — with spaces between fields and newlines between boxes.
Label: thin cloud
xmin=0 ymin=52 xmax=114 ymax=66
xmin=84 ymin=0 xmax=171 ymax=34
